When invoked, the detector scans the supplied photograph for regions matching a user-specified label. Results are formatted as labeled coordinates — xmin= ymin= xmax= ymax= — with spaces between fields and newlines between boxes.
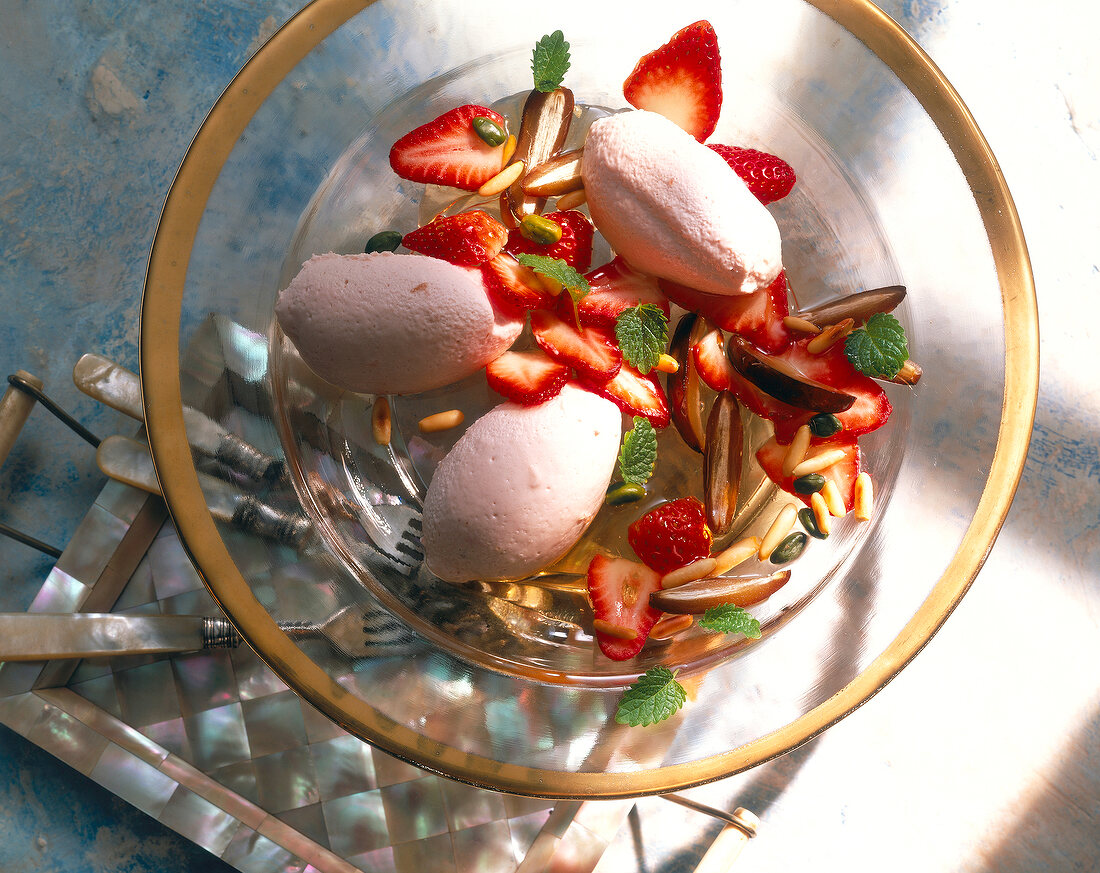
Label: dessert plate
xmin=141 ymin=0 xmax=1037 ymax=797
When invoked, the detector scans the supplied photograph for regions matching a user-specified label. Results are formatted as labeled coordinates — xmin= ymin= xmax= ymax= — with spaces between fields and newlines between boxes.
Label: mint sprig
xmin=615 ymin=666 xmax=686 ymax=727
xmin=616 ymin=304 xmax=669 ymax=374
xmin=698 ymin=604 xmax=762 ymax=639
xmin=844 ymin=312 xmax=909 ymax=379
xmin=618 ymin=416 xmax=657 ymax=486
xmin=515 ymin=254 xmax=590 ymax=302
xmin=531 ymin=31 xmax=571 ymax=92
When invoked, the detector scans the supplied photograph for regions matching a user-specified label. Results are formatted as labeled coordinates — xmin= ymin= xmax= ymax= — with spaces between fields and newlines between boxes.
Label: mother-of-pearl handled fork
xmin=0 ymin=606 xmax=415 ymax=661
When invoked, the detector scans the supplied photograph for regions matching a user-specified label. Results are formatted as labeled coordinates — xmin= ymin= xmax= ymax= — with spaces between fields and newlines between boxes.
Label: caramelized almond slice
xmin=521 ymin=148 xmax=584 ymax=196
xmin=726 ymin=335 xmax=856 ymax=413
xmin=703 ymin=391 xmax=743 ymax=537
xmin=798 ymin=286 xmax=906 ymax=327
xmin=649 ymin=570 xmax=792 ymax=614
xmin=667 ymin=313 xmax=709 ymax=452
xmin=500 ymin=88 xmax=574 ymax=227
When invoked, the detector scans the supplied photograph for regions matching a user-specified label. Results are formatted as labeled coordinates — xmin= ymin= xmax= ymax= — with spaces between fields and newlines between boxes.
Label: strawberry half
xmin=708 ymin=144 xmax=797 ymax=205
xmin=661 ymin=270 xmax=791 ymax=354
xmin=587 ymin=555 xmax=663 ymax=661
xmin=756 ymin=434 xmax=861 ymax=512
xmin=712 ymin=335 xmax=891 ymax=443
xmin=692 ymin=329 xmax=733 ymax=391
xmin=485 ymin=349 xmax=571 ymax=406
xmin=584 ymin=364 xmax=670 ymax=428
xmin=576 ymin=257 xmax=671 ymax=328
xmin=505 ymin=210 xmax=595 ymax=272
xmin=481 ymin=252 xmax=556 ymax=312
xmin=389 ymin=105 xmax=508 ymax=191
xmin=530 ymin=309 xmax=622 ymax=382
xmin=627 ymin=497 xmax=712 ymax=575
xmin=623 ymin=20 xmax=722 ymax=142
xmin=402 ymin=211 xmax=507 ymax=267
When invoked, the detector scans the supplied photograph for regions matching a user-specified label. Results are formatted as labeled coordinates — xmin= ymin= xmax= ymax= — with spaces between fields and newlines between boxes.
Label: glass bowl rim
xmin=139 ymin=0 xmax=1039 ymax=798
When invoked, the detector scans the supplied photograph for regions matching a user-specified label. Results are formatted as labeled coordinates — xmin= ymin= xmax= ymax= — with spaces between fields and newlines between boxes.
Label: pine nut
xmin=478 ymin=160 xmax=526 ymax=197
xmin=790 ymin=448 xmax=849 ymax=478
xmin=759 ymin=505 xmax=798 ymax=561
xmin=781 ymin=425 xmax=812 ymax=476
xmin=855 ymin=472 xmax=874 ymax=521
xmin=501 ymin=134 xmax=517 ymax=166
xmin=807 ymin=318 xmax=856 ymax=354
xmin=662 ymin=557 xmax=718 ymax=588
xmin=656 ymin=353 xmax=680 ymax=374
xmin=893 ymin=359 xmax=923 ymax=385
xmin=418 ymin=409 xmax=465 ymax=433
xmin=782 ymin=316 xmax=821 ymax=335
xmin=810 ymin=492 xmax=832 ymax=535
xmin=371 ymin=396 xmax=392 ymax=446
xmin=821 ymin=479 xmax=846 ymax=517
xmin=712 ymin=537 xmax=761 ymax=575
xmin=555 ymin=187 xmax=587 ymax=211
xmin=649 ymin=613 xmax=694 ymax=640
xmin=593 ymin=619 xmax=638 ymax=640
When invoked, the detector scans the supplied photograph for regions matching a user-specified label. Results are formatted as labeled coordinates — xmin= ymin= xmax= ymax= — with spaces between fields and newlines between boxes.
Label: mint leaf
xmin=616 ymin=304 xmax=669 ymax=374
xmin=618 ymin=416 xmax=657 ymax=486
xmin=615 ymin=666 xmax=686 ymax=727
xmin=844 ymin=312 xmax=908 ymax=379
xmin=515 ymin=254 xmax=590 ymax=302
xmin=698 ymin=604 xmax=762 ymax=639
xmin=531 ymin=31 xmax=571 ymax=92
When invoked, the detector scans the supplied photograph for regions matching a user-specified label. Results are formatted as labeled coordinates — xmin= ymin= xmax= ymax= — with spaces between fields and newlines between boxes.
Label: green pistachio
xmin=605 ymin=481 xmax=646 ymax=505
xmin=519 ymin=214 xmax=563 ymax=245
xmin=769 ymin=531 xmax=808 ymax=564
xmin=472 ymin=116 xmax=507 ymax=147
xmin=364 ymin=230 xmax=403 ymax=254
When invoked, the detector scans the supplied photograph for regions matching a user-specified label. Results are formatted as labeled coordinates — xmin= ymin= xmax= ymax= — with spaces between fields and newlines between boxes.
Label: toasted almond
xmin=821 ymin=479 xmax=846 ymax=517
xmin=662 ymin=557 xmax=718 ymax=589
xmin=418 ymin=409 xmax=465 ymax=433
xmin=501 ymin=134 xmax=517 ymax=167
xmin=478 ymin=160 xmax=526 ymax=197
xmin=371 ymin=397 xmax=391 ymax=446
xmin=810 ymin=492 xmax=832 ymax=535
xmin=855 ymin=472 xmax=874 ymax=521
xmin=759 ymin=505 xmax=798 ymax=561
xmin=781 ymin=424 xmax=812 ymax=476
xmin=593 ymin=619 xmax=638 ymax=640
xmin=656 ymin=353 xmax=680 ymax=374
xmin=649 ymin=613 xmax=694 ymax=640
xmin=713 ymin=537 xmax=761 ymax=575
xmin=782 ymin=316 xmax=821 ymax=335
xmin=555 ymin=187 xmax=587 ymax=211
xmin=790 ymin=447 xmax=849 ymax=478
xmin=807 ymin=318 xmax=856 ymax=354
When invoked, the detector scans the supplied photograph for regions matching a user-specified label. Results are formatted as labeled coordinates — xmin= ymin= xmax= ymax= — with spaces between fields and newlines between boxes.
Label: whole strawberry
xmin=402 ymin=210 xmax=507 ymax=267
xmin=505 ymin=210 xmax=594 ymax=272
xmin=628 ymin=496 xmax=712 ymax=574
xmin=708 ymin=144 xmax=796 ymax=205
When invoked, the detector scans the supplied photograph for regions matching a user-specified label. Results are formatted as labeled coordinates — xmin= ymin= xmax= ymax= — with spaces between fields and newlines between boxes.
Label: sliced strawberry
xmin=587 ymin=555 xmax=663 ymax=661
xmin=389 ymin=105 xmax=507 ymax=191
xmin=584 ymin=364 xmax=670 ymax=428
xmin=402 ymin=211 xmax=507 ymax=267
xmin=530 ymin=309 xmax=622 ymax=382
xmin=627 ymin=497 xmax=712 ymax=575
xmin=623 ymin=20 xmax=722 ymax=142
xmin=505 ymin=210 xmax=595 ymax=272
xmin=691 ymin=329 xmax=733 ymax=391
xmin=481 ymin=253 xmax=556 ymax=313
xmin=708 ymin=144 xmax=797 ymax=205
xmin=485 ymin=349 xmax=570 ymax=406
xmin=575 ymin=257 xmax=671 ymax=328
xmin=756 ymin=434 xmax=861 ymax=512
xmin=661 ymin=271 xmax=791 ymax=354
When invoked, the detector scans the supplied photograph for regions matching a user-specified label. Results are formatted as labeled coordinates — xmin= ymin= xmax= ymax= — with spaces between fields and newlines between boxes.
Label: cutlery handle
xmin=0 ymin=614 xmax=239 ymax=660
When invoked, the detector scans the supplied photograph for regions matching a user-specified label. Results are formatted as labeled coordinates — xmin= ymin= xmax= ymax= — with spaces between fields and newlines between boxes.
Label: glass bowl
xmin=140 ymin=0 xmax=1037 ymax=797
